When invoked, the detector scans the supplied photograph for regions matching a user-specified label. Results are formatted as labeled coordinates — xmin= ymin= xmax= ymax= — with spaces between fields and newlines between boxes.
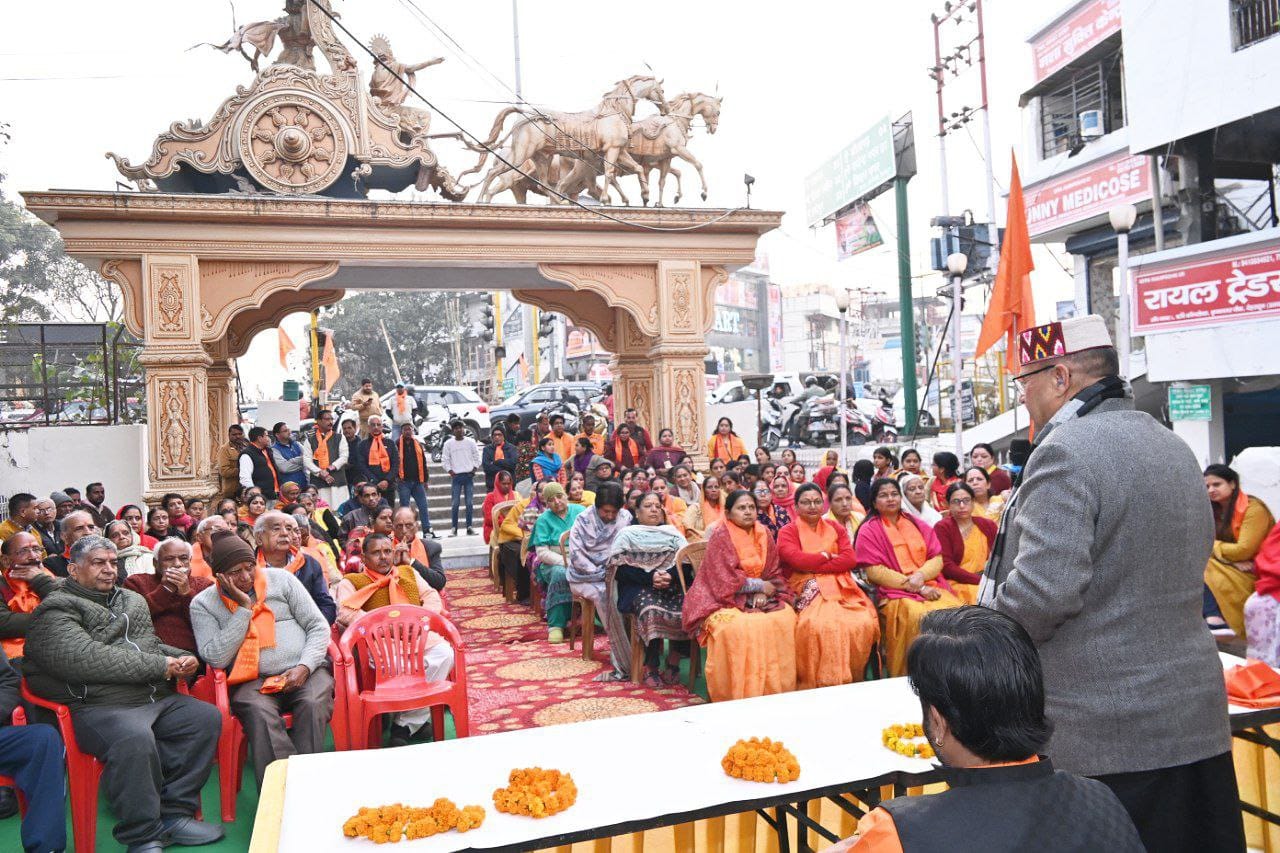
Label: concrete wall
xmin=0 ymin=425 xmax=148 ymax=508
xmin=1121 ymin=0 xmax=1280 ymax=152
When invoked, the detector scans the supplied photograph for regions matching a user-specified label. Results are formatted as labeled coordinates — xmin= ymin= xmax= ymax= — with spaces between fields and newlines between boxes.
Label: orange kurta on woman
xmin=855 ymin=479 xmax=962 ymax=677
xmin=777 ymin=485 xmax=878 ymax=690
xmin=682 ymin=494 xmax=796 ymax=702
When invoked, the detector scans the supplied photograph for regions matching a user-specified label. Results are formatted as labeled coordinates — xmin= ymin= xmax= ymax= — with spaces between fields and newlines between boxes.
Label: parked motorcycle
xmin=760 ymin=397 xmax=786 ymax=451
xmin=418 ymin=403 xmax=475 ymax=462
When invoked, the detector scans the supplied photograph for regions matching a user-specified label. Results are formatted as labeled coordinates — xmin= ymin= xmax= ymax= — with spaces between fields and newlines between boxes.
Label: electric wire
xmin=306 ymin=0 xmax=743 ymax=231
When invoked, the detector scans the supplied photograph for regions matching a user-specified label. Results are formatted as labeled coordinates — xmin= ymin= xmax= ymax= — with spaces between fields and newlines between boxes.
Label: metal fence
xmin=0 ymin=323 xmax=145 ymax=428
xmin=1233 ymin=0 xmax=1280 ymax=50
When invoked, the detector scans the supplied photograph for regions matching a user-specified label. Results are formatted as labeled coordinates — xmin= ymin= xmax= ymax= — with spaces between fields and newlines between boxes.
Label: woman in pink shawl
xmin=854 ymin=477 xmax=962 ymax=676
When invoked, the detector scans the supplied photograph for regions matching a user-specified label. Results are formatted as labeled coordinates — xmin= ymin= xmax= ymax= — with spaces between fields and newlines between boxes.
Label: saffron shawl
xmin=854 ymin=511 xmax=947 ymax=602
xmin=681 ymin=521 xmax=792 ymax=638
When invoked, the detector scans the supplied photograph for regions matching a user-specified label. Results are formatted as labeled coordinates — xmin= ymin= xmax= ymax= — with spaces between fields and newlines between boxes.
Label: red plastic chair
xmin=20 ymin=681 xmax=102 ymax=853
xmin=339 ymin=606 xmax=468 ymax=750
xmin=188 ymin=639 xmax=349 ymax=821
xmin=0 ymin=707 xmax=30 ymax=817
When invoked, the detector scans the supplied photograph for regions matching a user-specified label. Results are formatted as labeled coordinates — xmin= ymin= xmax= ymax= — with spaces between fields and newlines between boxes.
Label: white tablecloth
xmin=278 ymin=677 xmax=930 ymax=852
xmin=275 ymin=653 xmax=1267 ymax=851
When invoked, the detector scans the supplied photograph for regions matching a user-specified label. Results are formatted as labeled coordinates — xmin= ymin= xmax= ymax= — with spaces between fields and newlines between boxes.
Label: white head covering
xmin=898 ymin=474 xmax=942 ymax=526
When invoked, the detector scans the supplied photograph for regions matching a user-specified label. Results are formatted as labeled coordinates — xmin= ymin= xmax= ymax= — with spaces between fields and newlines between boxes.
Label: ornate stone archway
xmin=26 ymin=191 xmax=779 ymax=500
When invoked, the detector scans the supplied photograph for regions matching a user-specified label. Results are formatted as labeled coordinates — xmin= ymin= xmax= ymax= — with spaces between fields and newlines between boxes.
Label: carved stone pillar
xmin=609 ymin=309 xmax=657 ymax=435
xmin=139 ymin=253 xmax=215 ymax=503
xmin=205 ymin=336 xmax=238 ymax=490
xmin=649 ymin=260 xmax=711 ymax=468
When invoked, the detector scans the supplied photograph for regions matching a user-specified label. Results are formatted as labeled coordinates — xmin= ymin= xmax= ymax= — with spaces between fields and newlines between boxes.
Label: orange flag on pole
xmin=976 ymin=152 xmax=1037 ymax=369
xmin=277 ymin=326 xmax=296 ymax=368
xmin=321 ymin=332 xmax=341 ymax=392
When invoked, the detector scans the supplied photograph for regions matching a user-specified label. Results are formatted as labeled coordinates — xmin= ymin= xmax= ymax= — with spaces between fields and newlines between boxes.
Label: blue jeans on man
xmin=450 ymin=472 xmax=474 ymax=532
xmin=397 ymin=481 xmax=433 ymax=534
xmin=0 ymin=723 xmax=66 ymax=853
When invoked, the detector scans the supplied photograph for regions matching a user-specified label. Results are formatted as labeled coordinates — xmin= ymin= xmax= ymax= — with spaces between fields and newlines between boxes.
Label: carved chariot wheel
xmin=237 ymin=92 xmax=350 ymax=195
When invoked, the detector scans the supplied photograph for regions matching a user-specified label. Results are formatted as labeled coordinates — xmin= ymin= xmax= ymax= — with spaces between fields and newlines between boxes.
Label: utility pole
xmin=511 ymin=0 xmax=523 ymax=98
xmin=896 ymin=176 xmax=918 ymax=432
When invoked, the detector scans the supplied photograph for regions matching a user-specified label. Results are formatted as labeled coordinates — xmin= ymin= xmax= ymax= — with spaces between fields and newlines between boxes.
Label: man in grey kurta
xmin=979 ymin=315 xmax=1240 ymax=852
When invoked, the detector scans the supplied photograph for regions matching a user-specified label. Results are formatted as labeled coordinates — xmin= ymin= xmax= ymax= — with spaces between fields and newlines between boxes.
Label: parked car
xmin=489 ymin=382 xmax=603 ymax=431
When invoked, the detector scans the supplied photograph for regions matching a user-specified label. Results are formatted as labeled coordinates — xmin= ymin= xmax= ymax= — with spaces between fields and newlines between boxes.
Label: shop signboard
xmin=804 ymin=116 xmax=895 ymax=227
xmin=1132 ymin=241 xmax=1280 ymax=333
xmin=1168 ymin=385 xmax=1212 ymax=421
xmin=1031 ymin=0 xmax=1122 ymax=85
xmin=1024 ymin=150 xmax=1149 ymax=238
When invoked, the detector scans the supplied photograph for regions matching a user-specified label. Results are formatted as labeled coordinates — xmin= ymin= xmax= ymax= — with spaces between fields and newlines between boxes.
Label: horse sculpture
xmin=463 ymin=75 xmax=667 ymax=205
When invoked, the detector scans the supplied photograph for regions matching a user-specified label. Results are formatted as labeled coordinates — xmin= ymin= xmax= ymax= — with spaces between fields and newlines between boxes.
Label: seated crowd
xmin=0 ymin=408 xmax=455 ymax=850
xmin=490 ymin=411 xmax=1025 ymax=697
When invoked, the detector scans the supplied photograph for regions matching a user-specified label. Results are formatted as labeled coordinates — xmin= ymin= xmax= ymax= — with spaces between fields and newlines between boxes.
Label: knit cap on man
xmin=209 ymin=529 xmax=255 ymax=574
xmin=50 ymin=490 xmax=72 ymax=505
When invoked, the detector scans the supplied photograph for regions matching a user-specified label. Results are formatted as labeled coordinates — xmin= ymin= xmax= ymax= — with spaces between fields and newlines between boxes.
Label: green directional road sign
xmin=804 ymin=116 xmax=896 ymax=227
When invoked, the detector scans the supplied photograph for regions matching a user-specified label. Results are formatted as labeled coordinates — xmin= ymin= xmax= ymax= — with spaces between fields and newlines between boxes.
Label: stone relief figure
xmin=276 ymin=0 xmax=317 ymax=70
xmin=188 ymin=4 xmax=286 ymax=72
xmin=368 ymin=35 xmax=445 ymax=141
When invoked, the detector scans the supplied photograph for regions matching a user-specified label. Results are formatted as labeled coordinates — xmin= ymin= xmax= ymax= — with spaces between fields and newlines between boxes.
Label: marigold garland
xmin=342 ymin=799 xmax=485 ymax=843
xmin=721 ymin=737 xmax=801 ymax=783
xmin=492 ymin=767 xmax=578 ymax=818
xmin=881 ymin=723 xmax=935 ymax=759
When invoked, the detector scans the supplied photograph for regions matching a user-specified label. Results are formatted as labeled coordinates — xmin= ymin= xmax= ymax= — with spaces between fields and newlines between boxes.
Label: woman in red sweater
xmin=777 ymin=482 xmax=879 ymax=689
xmin=933 ymin=481 xmax=997 ymax=604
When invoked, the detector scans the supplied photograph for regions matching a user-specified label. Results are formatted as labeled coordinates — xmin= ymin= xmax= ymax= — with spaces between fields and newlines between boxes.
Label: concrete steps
xmin=423 ymin=466 xmax=487 ymax=534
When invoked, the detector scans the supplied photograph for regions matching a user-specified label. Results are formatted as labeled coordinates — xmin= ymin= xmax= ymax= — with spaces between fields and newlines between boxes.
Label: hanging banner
xmin=834 ymin=204 xmax=884 ymax=260
xmin=1132 ymin=240 xmax=1280 ymax=333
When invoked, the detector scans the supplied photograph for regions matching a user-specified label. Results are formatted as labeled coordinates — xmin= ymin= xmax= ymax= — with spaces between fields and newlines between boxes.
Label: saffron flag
xmin=277 ymin=326 xmax=296 ymax=369
xmin=321 ymin=332 xmax=341 ymax=392
xmin=976 ymin=152 xmax=1037 ymax=368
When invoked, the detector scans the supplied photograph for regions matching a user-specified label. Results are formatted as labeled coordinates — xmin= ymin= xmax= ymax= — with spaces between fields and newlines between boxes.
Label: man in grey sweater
xmin=191 ymin=530 xmax=333 ymax=788
xmin=980 ymin=315 xmax=1241 ymax=851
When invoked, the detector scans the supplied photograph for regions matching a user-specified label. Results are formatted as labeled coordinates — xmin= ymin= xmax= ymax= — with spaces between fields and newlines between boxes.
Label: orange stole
xmin=1 ymin=567 xmax=51 ymax=658
xmin=342 ymin=565 xmax=420 ymax=610
xmin=727 ymin=521 xmax=769 ymax=578
xmin=190 ymin=544 xmax=213 ymax=580
xmin=257 ymin=549 xmax=306 ymax=574
xmin=368 ymin=435 xmax=391 ymax=473
xmin=883 ymin=516 xmax=929 ymax=571
xmin=223 ymin=571 xmax=276 ymax=685
xmin=314 ymin=431 xmax=333 ymax=470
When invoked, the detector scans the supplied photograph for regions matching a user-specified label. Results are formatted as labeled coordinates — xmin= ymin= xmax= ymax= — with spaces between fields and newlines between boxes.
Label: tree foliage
xmin=311 ymin=290 xmax=461 ymax=397
xmin=0 ymin=125 xmax=121 ymax=323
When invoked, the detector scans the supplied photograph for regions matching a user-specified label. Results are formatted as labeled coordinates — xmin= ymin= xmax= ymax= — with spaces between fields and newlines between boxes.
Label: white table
xmin=274 ymin=676 xmax=934 ymax=852
xmin=263 ymin=654 xmax=1275 ymax=852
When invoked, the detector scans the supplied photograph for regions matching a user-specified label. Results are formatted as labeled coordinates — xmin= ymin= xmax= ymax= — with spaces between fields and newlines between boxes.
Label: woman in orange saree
xmin=682 ymin=489 xmax=796 ymax=702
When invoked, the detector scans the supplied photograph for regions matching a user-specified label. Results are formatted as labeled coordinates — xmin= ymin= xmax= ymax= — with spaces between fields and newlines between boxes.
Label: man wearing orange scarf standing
xmin=191 ymin=530 xmax=334 ymax=788
xmin=356 ymin=415 xmax=399 ymax=509
xmin=395 ymin=423 xmax=435 ymax=539
xmin=334 ymin=532 xmax=453 ymax=747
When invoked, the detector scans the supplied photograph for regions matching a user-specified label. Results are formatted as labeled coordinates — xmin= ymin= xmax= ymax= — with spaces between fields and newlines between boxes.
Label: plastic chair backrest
xmin=674 ymin=540 xmax=707 ymax=595
xmin=340 ymin=605 xmax=464 ymax=690
xmin=558 ymin=529 xmax=571 ymax=565
xmin=492 ymin=500 xmax=516 ymax=537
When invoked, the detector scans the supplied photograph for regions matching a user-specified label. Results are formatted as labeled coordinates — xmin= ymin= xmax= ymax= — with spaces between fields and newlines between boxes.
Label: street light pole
xmin=1109 ymin=204 xmax=1138 ymax=380
xmin=835 ymin=290 xmax=850 ymax=469
xmin=946 ymin=252 xmax=968 ymax=457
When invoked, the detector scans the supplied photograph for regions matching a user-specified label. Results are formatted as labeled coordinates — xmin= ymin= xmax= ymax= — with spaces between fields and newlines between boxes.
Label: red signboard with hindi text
xmin=1132 ymin=242 xmax=1280 ymax=334
xmin=1024 ymin=151 xmax=1149 ymax=238
xmin=1031 ymin=0 xmax=1122 ymax=85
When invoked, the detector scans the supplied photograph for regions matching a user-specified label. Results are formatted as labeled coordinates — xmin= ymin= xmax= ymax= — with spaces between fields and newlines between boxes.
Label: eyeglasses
xmin=797 ymin=498 xmax=824 ymax=508
xmin=1013 ymin=364 xmax=1055 ymax=392
xmin=949 ymin=497 xmax=973 ymax=507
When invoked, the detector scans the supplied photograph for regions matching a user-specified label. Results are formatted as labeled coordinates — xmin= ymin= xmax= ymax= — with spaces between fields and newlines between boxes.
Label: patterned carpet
xmin=446 ymin=566 xmax=705 ymax=733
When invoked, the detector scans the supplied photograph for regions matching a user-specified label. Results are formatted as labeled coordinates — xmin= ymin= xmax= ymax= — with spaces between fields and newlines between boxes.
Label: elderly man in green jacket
xmin=24 ymin=535 xmax=223 ymax=853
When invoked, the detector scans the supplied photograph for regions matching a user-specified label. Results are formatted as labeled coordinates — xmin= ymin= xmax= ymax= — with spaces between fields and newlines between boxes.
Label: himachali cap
xmin=1016 ymin=315 xmax=1114 ymax=369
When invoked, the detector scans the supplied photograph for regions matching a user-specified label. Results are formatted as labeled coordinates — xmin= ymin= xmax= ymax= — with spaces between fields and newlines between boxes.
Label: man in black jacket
xmin=24 ymin=535 xmax=222 ymax=853
xmin=238 ymin=426 xmax=281 ymax=500
xmin=481 ymin=425 xmax=518 ymax=491
xmin=0 ymin=645 xmax=66 ymax=851
xmin=829 ymin=607 xmax=1141 ymax=852
xmin=355 ymin=415 xmax=399 ymax=508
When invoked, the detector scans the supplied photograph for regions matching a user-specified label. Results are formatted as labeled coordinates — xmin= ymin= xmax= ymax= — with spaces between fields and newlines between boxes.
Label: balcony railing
xmin=1233 ymin=0 xmax=1280 ymax=50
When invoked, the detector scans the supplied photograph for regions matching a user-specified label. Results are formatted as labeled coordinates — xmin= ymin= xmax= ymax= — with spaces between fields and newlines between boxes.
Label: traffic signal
xmin=481 ymin=304 xmax=495 ymax=339
xmin=538 ymin=312 xmax=556 ymax=337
